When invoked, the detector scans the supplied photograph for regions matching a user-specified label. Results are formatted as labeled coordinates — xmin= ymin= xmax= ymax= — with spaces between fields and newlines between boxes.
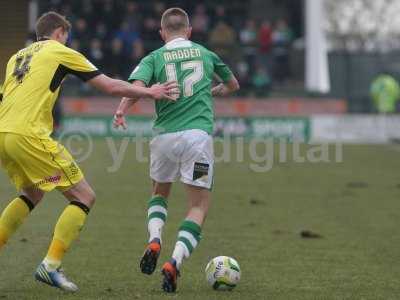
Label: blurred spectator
xmin=252 ymin=66 xmax=271 ymax=97
xmin=95 ymin=22 xmax=109 ymax=42
xmin=142 ymin=17 xmax=161 ymax=51
xmin=70 ymin=39 xmax=81 ymax=51
xmin=272 ymin=19 xmax=293 ymax=84
xmin=88 ymin=38 xmax=105 ymax=70
xmin=114 ymin=21 xmax=140 ymax=55
xmin=208 ymin=21 xmax=236 ymax=63
xmin=153 ymin=1 xmax=166 ymax=18
xmin=80 ymin=0 xmax=95 ymax=26
xmin=106 ymin=38 xmax=126 ymax=78
xmin=236 ymin=61 xmax=251 ymax=93
xmin=257 ymin=20 xmax=272 ymax=73
xmin=213 ymin=4 xmax=227 ymax=24
xmin=130 ymin=39 xmax=145 ymax=67
xmin=124 ymin=1 xmax=141 ymax=32
xmin=73 ymin=18 xmax=90 ymax=51
xmin=258 ymin=20 xmax=272 ymax=54
xmin=192 ymin=4 xmax=210 ymax=43
xmin=240 ymin=20 xmax=258 ymax=70
xmin=100 ymin=0 xmax=121 ymax=30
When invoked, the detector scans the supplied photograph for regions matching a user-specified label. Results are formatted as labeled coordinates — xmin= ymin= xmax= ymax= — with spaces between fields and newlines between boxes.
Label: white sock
xmin=172 ymin=241 xmax=189 ymax=270
xmin=147 ymin=195 xmax=168 ymax=244
xmin=148 ymin=218 xmax=164 ymax=243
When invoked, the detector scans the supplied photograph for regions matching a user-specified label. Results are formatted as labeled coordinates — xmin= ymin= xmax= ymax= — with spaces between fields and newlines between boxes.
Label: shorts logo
xmin=193 ymin=162 xmax=209 ymax=181
xmin=34 ymin=175 xmax=61 ymax=188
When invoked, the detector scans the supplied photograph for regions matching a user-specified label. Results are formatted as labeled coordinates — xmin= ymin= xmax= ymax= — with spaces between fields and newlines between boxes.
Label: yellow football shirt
xmin=0 ymin=39 xmax=100 ymax=138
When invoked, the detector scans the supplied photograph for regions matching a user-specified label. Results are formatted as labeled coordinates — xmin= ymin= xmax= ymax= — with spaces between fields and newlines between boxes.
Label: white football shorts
xmin=149 ymin=129 xmax=214 ymax=189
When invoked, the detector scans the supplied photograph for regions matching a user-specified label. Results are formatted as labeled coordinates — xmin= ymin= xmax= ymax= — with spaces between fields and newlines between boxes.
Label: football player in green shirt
xmin=113 ymin=7 xmax=239 ymax=293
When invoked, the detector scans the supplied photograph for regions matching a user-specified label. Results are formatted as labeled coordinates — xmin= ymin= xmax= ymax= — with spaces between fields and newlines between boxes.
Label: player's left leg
xmin=161 ymin=185 xmax=210 ymax=293
xmin=35 ymin=178 xmax=95 ymax=292
xmin=140 ymin=132 xmax=181 ymax=275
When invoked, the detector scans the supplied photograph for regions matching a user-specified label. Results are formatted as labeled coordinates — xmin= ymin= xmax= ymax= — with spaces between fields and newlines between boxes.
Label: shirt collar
xmin=166 ymin=37 xmax=187 ymax=46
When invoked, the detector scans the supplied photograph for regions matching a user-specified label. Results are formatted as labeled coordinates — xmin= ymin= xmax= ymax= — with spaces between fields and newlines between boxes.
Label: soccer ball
xmin=205 ymin=256 xmax=241 ymax=290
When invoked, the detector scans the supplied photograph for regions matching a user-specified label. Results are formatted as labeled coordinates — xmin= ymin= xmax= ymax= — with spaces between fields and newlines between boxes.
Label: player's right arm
xmin=209 ymin=51 xmax=240 ymax=97
xmin=114 ymin=53 xmax=178 ymax=129
xmin=56 ymin=46 xmax=178 ymax=100
xmin=113 ymin=81 xmax=145 ymax=129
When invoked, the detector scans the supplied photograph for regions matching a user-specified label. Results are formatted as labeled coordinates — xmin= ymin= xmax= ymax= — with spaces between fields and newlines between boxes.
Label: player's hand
xmin=113 ymin=111 xmax=127 ymax=130
xmin=211 ymin=83 xmax=225 ymax=96
xmin=149 ymin=81 xmax=180 ymax=101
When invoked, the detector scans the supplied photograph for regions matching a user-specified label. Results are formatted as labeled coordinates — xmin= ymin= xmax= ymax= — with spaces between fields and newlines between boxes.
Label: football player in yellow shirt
xmin=0 ymin=12 xmax=178 ymax=292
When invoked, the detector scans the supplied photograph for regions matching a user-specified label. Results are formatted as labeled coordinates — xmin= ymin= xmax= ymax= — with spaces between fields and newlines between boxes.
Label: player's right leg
xmin=140 ymin=132 xmax=180 ymax=275
xmin=0 ymin=133 xmax=45 ymax=249
xmin=0 ymin=187 xmax=44 ymax=250
xmin=140 ymin=181 xmax=171 ymax=275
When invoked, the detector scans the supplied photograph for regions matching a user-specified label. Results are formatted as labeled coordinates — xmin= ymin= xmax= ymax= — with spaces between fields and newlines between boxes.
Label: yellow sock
xmin=44 ymin=203 xmax=88 ymax=270
xmin=0 ymin=196 xmax=33 ymax=249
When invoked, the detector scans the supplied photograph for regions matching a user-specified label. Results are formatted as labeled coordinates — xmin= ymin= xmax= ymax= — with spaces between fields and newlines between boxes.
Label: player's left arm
xmin=212 ymin=75 xmax=240 ymax=97
xmin=210 ymin=51 xmax=240 ymax=97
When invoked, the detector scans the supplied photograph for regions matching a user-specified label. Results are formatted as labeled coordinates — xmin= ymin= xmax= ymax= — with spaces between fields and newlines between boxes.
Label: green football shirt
xmin=128 ymin=38 xmax=233 ymax=134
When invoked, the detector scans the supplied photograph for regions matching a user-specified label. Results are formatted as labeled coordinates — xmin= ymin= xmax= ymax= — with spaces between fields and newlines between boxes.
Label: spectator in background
xmin=73 ymin=18 xmax=90 ymax=51
xmin=70 ymin=39 xmax=81 ymax=51
xmin=257 ymin=20 xmax=272 ymax=74
xmin=153 ymin=1 xmax=166 ymax=18
xmin=252 ymin=66 xmax=271 ymax=97
xmin=209 ymin=21 xmax=236 ymax=64
xmin=130 ymin=39 xmax=145 ymax=67
xmin=80 ymin=0 xmax=95 ymax=27
xmin=142 ymin=17 xmax=161 ymax=51
xmin=88 ymin=38 xmax=105 ymax=70
xmin=124 ymin=1 xmax=141 ymax=32
xmin=192 ymin=4 xmax=210 ymax=42
xmin=192 ymin=4 xmax=209 ymax=43
xmin=100 ymin=0 xmax=121 ymax=30
xmin=236 ymin=60 xmax=251 ymax=94
xmin=240 ymin=19 xmax=258 ymax=71
xmin=271 ymin=19 xmax=293 ymax=84
xmin=213 ymin=4 xmax=227 ymax=24
xmin=258 ymin=20 xmax=272 ymax=54
xmin=95 ymin=22 xmax=109 ymax=42
xmin=106 ymin=38 xmax=126 ymax=78
xmin=114 ymin=21 xmax=140 ymax=55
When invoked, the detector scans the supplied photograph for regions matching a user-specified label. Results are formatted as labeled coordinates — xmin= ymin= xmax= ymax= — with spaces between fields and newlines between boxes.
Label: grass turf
xmin=0 ymin=140 xmax=400 ymax=299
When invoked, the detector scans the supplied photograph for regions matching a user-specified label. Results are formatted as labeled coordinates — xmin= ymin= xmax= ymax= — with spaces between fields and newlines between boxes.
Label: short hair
xmin=35 ymin=12 xmax=71 ymax=40
xmin=161 ymin=8 xmax=190 ymax=33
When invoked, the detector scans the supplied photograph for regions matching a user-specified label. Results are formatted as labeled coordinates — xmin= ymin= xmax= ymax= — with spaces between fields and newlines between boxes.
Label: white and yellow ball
xmin=205 ymin=256 xmax=241 ymax=290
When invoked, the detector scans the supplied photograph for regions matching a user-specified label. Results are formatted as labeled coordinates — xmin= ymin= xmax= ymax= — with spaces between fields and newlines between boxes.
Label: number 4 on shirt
xmin=13 ymin=54 xmax=33 ymax=83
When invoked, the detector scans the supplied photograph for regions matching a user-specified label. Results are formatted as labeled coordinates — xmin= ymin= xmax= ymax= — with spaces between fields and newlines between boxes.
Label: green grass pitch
xmin=0 ymin=140 xmax=400 ymax=299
